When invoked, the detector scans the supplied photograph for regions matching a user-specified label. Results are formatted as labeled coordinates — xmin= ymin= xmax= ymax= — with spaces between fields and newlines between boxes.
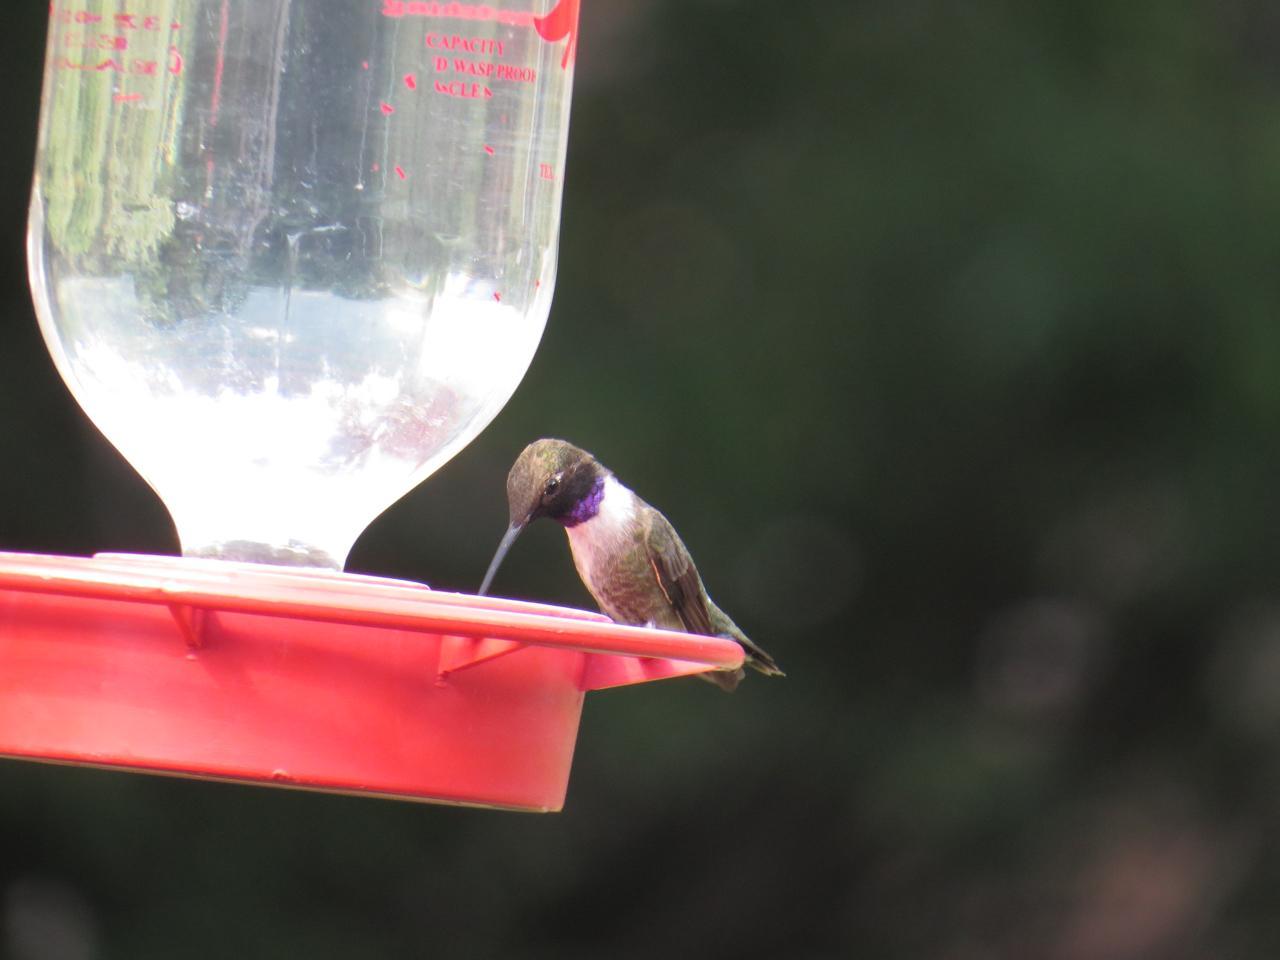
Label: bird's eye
xmin=543 ymin=475 xmax=561 ymax=498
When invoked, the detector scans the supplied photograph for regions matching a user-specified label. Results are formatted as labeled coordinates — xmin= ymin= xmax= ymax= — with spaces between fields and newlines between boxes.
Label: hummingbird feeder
xmin=4 ymin=0 xmax=742 ymax=812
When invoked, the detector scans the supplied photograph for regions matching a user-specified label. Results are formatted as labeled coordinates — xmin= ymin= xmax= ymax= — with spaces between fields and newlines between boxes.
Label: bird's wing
xmin=643 ymin=510 xmax=715 ymax=636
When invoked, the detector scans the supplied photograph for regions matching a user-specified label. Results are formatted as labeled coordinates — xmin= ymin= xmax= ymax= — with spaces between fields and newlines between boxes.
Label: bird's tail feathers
xmin=707 ymin=602 xmax=784 ymax=679
xmin=738 ymin=635 xmax=785 ymax=677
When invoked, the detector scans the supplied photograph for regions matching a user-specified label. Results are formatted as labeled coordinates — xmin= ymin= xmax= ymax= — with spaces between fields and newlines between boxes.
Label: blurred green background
xmin=5 ymin=0 xmax=1280 ymax=957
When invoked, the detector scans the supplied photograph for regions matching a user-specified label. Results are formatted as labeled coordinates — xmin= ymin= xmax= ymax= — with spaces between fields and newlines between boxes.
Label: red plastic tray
xmin=0 ymin=552 xmax=744 ymax=811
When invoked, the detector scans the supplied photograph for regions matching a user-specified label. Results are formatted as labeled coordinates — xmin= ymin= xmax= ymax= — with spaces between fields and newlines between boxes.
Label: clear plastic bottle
xmin=29 ymin=0 xmax=579 ymax=567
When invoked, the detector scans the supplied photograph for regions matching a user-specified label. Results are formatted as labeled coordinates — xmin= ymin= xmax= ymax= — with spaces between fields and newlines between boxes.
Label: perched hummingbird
xmin=479 ymin=439 xmax=783 ymax=691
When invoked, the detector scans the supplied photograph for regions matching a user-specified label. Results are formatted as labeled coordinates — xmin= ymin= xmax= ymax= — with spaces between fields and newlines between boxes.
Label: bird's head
xmin=479 ymin=439 xmax=606 ymax=595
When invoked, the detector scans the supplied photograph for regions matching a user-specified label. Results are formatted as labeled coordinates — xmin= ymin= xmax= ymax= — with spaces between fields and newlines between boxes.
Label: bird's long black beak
xmin=478 ymin=521 xmax=524 ymax=596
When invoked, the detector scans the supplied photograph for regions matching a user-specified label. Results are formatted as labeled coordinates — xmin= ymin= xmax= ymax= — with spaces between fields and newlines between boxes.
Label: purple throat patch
xmin=560 ymin=476 xmax=606 ymax=527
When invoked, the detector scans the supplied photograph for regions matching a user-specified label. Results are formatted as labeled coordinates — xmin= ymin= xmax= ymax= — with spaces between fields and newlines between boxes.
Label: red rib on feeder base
xmin=0 ymin=552 xmax=744 ymax=812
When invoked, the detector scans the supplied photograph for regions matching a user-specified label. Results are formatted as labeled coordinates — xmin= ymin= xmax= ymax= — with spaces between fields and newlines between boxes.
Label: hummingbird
xmin=479 ymin=439 xmax=783 ymax=691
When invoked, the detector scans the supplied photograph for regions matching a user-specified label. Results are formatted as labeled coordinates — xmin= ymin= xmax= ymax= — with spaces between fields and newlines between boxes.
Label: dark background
xmin=5 ymin=1 xmax=1280 ymax=957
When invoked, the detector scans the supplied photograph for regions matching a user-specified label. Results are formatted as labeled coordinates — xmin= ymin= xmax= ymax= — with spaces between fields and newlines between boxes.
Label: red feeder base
xmin=0 ymin=552 xmax=744 ymax=812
